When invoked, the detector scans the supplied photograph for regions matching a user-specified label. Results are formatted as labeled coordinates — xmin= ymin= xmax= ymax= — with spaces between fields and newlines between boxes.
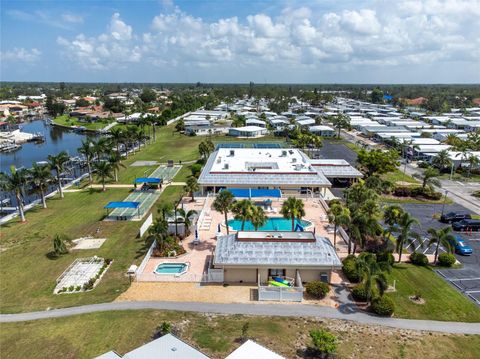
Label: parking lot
xmin=399 ymin=203 xmax=480 ymax=305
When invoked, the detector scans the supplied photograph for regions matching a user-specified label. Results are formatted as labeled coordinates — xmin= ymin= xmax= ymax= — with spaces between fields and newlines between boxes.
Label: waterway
xmin=1 ymin=119 xmax=95 ymax=173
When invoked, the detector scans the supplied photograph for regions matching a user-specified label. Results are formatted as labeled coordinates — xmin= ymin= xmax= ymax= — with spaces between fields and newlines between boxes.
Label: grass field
xmin=382 ymin=169 xmax=419 ymax=184
xmin=385 ymin=264 xmax=480 ymax=322
xmin=381 ymin=196 xmax=453 ymax=205
xmin=53 ymin=115 xmax=113 ymax=131
xmin=1 ymin=310 xmax=479 ymax=359
xmin=0 ymin=189 xmax=149 ymax=313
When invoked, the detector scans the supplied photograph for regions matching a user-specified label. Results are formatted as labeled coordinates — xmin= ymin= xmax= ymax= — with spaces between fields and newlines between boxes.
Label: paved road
xmin=1 ymin=301 xmax=479 ymax=334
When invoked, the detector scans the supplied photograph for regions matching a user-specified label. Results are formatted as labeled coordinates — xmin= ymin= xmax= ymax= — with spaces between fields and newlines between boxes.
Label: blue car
xmin=449 ymin=236 xmax=473 ymax=255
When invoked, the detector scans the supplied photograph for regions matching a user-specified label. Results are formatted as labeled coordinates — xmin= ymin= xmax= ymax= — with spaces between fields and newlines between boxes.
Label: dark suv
xmin=452 ymin=219 xmax=480 ymax=232
xmin=440 ymin=212 xmax=472 ymax=223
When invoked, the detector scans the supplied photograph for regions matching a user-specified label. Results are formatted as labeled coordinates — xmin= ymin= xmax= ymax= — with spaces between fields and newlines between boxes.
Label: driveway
xmin=398 ymin=202 xmax=480 ymax=305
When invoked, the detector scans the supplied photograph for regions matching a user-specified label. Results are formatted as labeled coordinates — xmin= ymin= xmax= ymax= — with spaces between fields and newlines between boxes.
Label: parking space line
xmin=448 ymin=278 xmax=480 ymax=282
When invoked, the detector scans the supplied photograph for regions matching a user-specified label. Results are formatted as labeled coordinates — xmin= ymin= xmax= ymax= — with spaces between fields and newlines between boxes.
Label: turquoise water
xmin=227 ymin=217 xmax=311 ymax=231
xmin=154 ymin=263 xmax=187 ymax=274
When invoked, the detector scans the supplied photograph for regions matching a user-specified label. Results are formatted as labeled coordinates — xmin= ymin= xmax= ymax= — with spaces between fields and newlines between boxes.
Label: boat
xmin=0 ymin=142 xmax=21 ymax=153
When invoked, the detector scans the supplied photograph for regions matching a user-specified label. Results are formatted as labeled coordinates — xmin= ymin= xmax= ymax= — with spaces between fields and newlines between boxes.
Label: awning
xmin=134 ymin=177 xmax=162 ymax=184
xmin=225 ymin=188 xmax=282 ymax=198
xmin=104 ymin=201 xmax=140 ymax=209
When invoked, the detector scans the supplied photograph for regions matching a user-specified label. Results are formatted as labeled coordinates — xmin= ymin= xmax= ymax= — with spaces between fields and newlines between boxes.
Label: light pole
xmin=441 ymin=190 xmax=449 ymax=217
xmin=450 ymin=161 xmax=455 ymax=181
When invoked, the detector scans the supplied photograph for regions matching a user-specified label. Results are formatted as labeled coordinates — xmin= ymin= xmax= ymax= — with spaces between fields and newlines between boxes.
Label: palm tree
xmin=30 ymin=163 xmax=52 ymax=209
xmin=432 ymin=150 xmax=452 ymax=172
xmin=280 ymin=197 xmax=305 ymax=231
xmin=232 ymin=199 xmax=255 ymax=231
xmin=331 ymin=114 xmax=350 ymax=138
xmin=395 ymin=212 xmax=420 ymax=263
xmin=327 ymin=200 xmax=350 ymax=247
xmin=212 ymin=190 xmax=236 ymax=234
xmin=109 ymin=127 xmax=125 ymax=155
xmin=356 ymin=253 xmax=390 ymax=304
xmin=383 ymin=204 xmax=404 ymax=227
xmin=467 ymin=155 xmax=480 ymax=177
xmin=349 ymin=211 xmax=380 ymax=254
xmin=48 ymin=151 xmax=69 ymax=198
xmin=78 ymin=139 xmax=95 ymax=184
xmin=427 ymin=227 xmax=455 ymax=264
xmin=184 ymin=176 xmax=199 ymax=202
xmin=250 ymin=205 xmax=268 ymax=231
xmin=176 ymin=208 xmax=197 ymax=236
xmin=93 ymin=161 xmax=113 ymax=191
xmin=92 ymin=137 xmax=111 ymax=160
xmin=158 ymin=202 xmax=174 ymax=221
xmin=0 ymin=166 xmax=30 ymax=222
xmin=147 ymin=218 xmax=170 ymax=253
xmin=414 ymin=166 xmax=441 ymax=189
xmin=107 ymin=152 xmax=125 ymax=182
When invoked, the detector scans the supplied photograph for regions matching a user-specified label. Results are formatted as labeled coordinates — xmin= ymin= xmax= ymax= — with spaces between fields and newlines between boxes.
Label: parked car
xmin=440 ymin=212 xmax=472 ymax=223
xmin=452 ymin=219 xmax=480 ymax=232
xmin=448 ymin=236 xmax=473 ymax=255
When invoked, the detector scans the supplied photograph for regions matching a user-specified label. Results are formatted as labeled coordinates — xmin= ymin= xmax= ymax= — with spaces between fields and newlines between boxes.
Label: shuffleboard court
xmin=149 ymin=165 xmax=181 ymax=181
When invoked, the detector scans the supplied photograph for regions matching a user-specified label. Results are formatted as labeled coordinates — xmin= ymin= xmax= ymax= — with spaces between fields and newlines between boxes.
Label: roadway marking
xmin=455 ymin=181 xmax=465 ymax=186
xmin=448 ymin=278 xmax=480 ymax=282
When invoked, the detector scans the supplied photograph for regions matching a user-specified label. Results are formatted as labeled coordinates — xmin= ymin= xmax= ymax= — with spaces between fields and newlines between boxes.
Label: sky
xmin=1 ymin=0 xmax=479 ymax=84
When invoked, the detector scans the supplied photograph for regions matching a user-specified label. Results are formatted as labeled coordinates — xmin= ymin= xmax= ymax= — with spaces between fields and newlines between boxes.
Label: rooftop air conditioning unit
xmin=230 ymin=150 xmax=235 ymax=156
xmin=281 ymin=150 xmax=287 ymax=156
xmin=224 ymin=163 xmax=229 ymax=169
xmin=292 ymin=158 xmax=297 ymax=163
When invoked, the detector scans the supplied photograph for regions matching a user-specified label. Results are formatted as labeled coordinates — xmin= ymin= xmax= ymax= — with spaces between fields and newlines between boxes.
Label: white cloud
xmin=54 ymin=0 xmax=480 ymax=80
xmin=61 ymin=13 xmax=84 ymax=24
xmin=1 ymin=48 xmax=41 ymax=63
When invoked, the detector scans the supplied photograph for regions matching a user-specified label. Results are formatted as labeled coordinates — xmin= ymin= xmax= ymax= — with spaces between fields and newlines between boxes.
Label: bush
xmin=309 ymin=329 xmax=338 ymax=355
xmin=418 ymin=161 xmax=430 ymax=169
xmin=371 ymin=296 xmax=395 ymax=316
xmin=376 ymin=251 xmax=394 ymax=265
xmin=438 ymin=253 xmax=456 ymax=267
xmin=306 ymin=281 xmax=330 ymax=299
xmin=410 ymin=252 xmax=429 ymax=266
xmin=342 ymin=256 xmax=361 ymax=283
xmin=351 ymin=284 xmax=369 ymax=302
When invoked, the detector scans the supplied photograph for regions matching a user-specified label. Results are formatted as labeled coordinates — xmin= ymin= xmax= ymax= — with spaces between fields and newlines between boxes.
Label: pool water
xmin=227 ymin=217 xmax=311 ymax=231
xmin=154 ymin=263 xmax=188 ymax=275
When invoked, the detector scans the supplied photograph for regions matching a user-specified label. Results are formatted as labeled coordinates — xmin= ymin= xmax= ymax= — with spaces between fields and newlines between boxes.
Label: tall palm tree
xmin=93 ymin=161 xmax=113 ymax=191
xmin=147 ymin=218 xmax=170 ymax=253
xmin=107 ymin=152 xmax=125 ymax=182
xmin=109 ymin=127 xmax=125 ymax=155
xmin=356 ymin=253 xmax=390 ymax=304
xmin=383 ymin=204 xmax=404 ymax=227
xmin=176 ymin=208 xmax=197 ymax=236
xmin=432 ymin=150 xmax=452 ymax=172
xmin=212 ymin=190 xmax=236 ymax=234
xmin=327 ymin=200 xmax=350 ymax=247
xmin=78 ymin=139 xmax=95 ymax=184
xmin=0 ymin=166 xmax=29 ymax=222
xmin=30 ymin=163 xmax=52 ymax=209
xmin=232 ymin=199 xmax=255 ymax=231
xmin=427 ymin=227 xmax=455 ymax=264
xmin=414 ymin=166 xmax=441 ymax=189
xmin=280 ymin=197 xmax=306 ymax=231
xmin=467 ymin=155 xmax=480 ymax=177
xmin=92 ymin=137 xmax=111 ymax=160
xmin=395 ymin=212 xmax=420 ymax=263
xmin=250 ymin=205 xmax=268 ymax=231
xmin=184 ymin=176 xmax=199 ymax=202
xmin=47 ymin=151 xmax=69 ymax=198
xmin=158 ymin=202 xmax=174 ymax=221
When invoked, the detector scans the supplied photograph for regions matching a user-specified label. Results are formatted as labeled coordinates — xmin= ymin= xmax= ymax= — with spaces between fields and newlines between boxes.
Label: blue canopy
xmin=134 ymin=177 xmax=161 ymax=184
xmin=104 ymin=201 xmax=140 ymax=209
xmin=225 ymin=188 xmax=282 ymax=198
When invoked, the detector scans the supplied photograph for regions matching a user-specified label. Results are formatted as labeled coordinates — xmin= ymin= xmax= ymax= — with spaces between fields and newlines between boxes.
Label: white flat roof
xmin=230 ymin=126 xmax=265 ymax=132
xmin=226 ymin=340 xmax=285 ymax=359
xmin=210 ymin=148 xmax=314 ymax=174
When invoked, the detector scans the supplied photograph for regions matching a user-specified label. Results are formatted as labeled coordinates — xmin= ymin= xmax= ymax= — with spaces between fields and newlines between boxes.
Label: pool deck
xmin=136 ymin=196 xmax=348 ymax=283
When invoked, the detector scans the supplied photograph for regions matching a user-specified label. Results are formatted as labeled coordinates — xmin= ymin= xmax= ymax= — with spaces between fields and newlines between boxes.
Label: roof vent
xmin=230 ymin=150 xmax=235 ymax=156
xmin=223 ymin=163 xmax=229 ymax=170
xmin=171 ymin=347 xmax=177 ymax=352
xmin=292 ymin=158 xmax=297 ymax=163
xmin=281 ymin=150 xmax=287 ymax=157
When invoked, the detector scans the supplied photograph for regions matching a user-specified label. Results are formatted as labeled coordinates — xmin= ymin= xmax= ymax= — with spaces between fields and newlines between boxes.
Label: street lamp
xmin=441 ymin=190 xmax=449 ymax=217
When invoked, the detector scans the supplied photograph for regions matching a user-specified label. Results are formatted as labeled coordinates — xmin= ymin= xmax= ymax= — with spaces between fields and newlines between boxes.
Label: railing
xmin=338 ymin=226 xmax=350 ymax=246
xmin=257 ymin=271 xmax=304 ymax=302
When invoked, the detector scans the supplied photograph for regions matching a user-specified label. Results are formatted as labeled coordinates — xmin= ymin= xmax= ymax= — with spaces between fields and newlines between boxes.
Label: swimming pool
xmin=154 ymin=263 xmax=189 ymax=275
xmin=227 ymin=217 xmax=312 ymax=231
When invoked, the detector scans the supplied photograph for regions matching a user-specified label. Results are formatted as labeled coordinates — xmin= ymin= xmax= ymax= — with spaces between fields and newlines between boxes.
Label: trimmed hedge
xmin=410 ymin=252 xmax=429 ymax=266
xmin=305 ymin=281 xmax=330 ymax=299
xmin=342 ymin=256 xmax=361 ymax=283
xmin=371 ymin=296 xmax=395 ymax=316
xmin=351 ymin=284 xmax=368 ymax=302
xmin=393 ymin=186 xmax=442 ymax=200
xmin=438 ymin=253 xmax=456 ymax=267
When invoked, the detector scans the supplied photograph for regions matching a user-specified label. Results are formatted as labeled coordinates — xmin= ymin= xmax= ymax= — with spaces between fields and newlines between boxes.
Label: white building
xmin=228 ymin=126 xmax=267 ymax=138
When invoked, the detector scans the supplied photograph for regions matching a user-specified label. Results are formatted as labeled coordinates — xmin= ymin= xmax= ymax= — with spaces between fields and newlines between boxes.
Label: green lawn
xmin=1 ymin=310 xmax=479 ymax=359
xmin=382 ymin=169 xmax=419 ymax=184
xmin=385 ymin=264 xmax=480 ymax=322
xmin=0 ymin=189 xmax=149 ymax=313
xmin=381 ymin=196 xmax=453 ymax=205
xmin=53 ymin=115 xmax=113 ymax=131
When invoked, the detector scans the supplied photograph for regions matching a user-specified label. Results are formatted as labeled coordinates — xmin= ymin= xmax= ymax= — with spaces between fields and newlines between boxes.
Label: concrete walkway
xmin=1 ymin=301 xmax=479 ymax=334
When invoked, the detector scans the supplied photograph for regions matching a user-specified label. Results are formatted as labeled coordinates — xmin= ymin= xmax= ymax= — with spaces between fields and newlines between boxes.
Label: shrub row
xmin=394 ymin=186 xmax=442 ymax=200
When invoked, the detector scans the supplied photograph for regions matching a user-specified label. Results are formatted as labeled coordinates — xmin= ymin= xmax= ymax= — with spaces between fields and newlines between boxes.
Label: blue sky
xmin=1 ymin=0 xmax=479 ymax=83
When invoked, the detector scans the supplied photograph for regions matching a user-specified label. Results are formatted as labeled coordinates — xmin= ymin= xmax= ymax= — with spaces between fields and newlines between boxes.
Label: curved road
xmin=1 ymin=301 xmax=480 ymax=334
